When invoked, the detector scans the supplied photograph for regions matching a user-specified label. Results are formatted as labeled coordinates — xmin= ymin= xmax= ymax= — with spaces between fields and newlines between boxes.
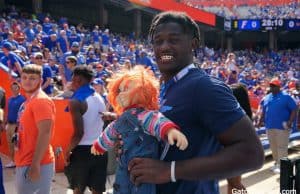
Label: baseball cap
xmin=34 ymin=52 xmax=43 ymax=58
xmin=269 ymin=78 xmax=281 ymax=87
xmin=71 ymin=42 xmax=79 ymax=47
xmin=2 ymin=42 xmax=12 ymax=50
xmin=288 ymin=81 xmax=296 ymax=89
xmin=92 ymin=78 xmax=104 ymax=86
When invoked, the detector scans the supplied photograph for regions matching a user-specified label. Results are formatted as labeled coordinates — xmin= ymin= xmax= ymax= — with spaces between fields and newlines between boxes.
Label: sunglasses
xmin=35 ymin=57 xmax=43 ymax=59
xmin=66 ymin=61 xmax=73 ymax=64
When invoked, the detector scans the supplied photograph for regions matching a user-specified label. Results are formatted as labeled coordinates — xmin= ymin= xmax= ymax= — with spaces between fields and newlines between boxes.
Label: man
xmin=128 ymin=11 xmax=264 ymax=194
xmin=33 ymin=52 xmax=54 ymax=96
xmin=15 ymin=64 xmax=56 ymax=194
xmin=0 ymin=87 xmax=5 ymax=131
xmin=137 ymin=49 xmax=157 ymax=74
xmin=257 ymin=78 xmax=298 ymax=174
xmin=60 ymin=42 xmax=85 ymax=88
xmin=1 ymin=41 xmax=25 ymax=77
xmin=5 ymin=82 xmax=25 ymax=168
xmin=60 ymin=56 xmax=77 ymax=90
xmin=65 ymin=66 xmax=107 ymax=194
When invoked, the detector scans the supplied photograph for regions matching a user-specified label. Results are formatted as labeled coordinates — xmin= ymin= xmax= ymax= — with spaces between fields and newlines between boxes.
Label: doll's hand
xmin=167 ymin=128 xmax=188 ymax=150
xmin=91 ymin=145 xmax=101 ymax=155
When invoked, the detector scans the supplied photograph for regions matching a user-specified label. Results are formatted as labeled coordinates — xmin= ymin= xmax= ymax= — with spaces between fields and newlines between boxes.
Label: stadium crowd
xmin=0 ymin=5 xmax=299 ymax=113
xmin=181 ymin=0 xmax=300 ymax=19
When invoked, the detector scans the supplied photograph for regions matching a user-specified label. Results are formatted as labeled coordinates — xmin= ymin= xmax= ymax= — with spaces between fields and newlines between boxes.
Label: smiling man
xmin=128 ymin=11 xmax=264 ymax=194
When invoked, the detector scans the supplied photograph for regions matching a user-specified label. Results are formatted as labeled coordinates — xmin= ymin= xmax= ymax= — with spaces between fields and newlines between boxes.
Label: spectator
xmin=1 ymin=41 xmax=25 ymax=76
xmin=33 ymin=52 xmax=54 ymax=96
xmin=227 ymin=83 xmax=253 ymax=194
xmin=64 ymin=66 xmax=107 ymax=194
xmin=5 ymin=82 xmax=25 ymax=168
xmin=0 ymin=87 xmax=5 ymax=131
xmin=15 ymin=64 xmax=56 ymax=194
xmin=257 ymin=78 xmax=298 ymax=174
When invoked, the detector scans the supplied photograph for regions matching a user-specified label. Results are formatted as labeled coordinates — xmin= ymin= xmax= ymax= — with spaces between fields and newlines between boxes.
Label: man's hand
xmin=100 ymin=111 xmax=117 ymax=121
xmin=128 ymin=158 xmax=171 ymax=185
xmin=91 ymin=145 xmax=101 ymax=155
xmin=65 ymin=150 xmax=72 ymax=166
xmin=28 ymin=163 xmax=41 ymax=182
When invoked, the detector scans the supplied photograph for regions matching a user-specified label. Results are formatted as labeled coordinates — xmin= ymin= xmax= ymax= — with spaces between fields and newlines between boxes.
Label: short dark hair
xmin=72 ymin=66 xmax=94 ymax=82
xmin=149 ymin=11 xmax=200 ymax=47
xmin=230 ymin=83 xmax=252 ymax=120
xmin=11 ymin=81 xmax=20 ymax=88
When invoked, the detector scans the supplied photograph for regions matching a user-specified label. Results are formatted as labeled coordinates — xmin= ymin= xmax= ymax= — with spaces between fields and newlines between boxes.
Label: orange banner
xmin=129 ymin=0 xmax=216 ymax=26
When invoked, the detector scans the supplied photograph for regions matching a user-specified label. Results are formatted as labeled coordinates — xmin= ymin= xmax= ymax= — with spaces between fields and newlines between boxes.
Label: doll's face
xmin=116 ymin=80 xmax=137 ymax=108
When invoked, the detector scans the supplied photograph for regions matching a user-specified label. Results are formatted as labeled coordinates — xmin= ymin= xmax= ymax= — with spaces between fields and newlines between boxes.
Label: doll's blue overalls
xmin=113 ymin=108 xmax=159 ymax=194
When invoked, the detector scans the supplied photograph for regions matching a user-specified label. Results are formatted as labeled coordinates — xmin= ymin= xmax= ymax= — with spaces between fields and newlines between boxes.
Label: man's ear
xmin=191 ymin=37 xmax=199 ymax=50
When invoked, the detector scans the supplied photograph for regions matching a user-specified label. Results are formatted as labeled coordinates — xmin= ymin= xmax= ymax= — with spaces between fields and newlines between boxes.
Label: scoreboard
xmin=227 ymin=19 xmax=300 ymax=31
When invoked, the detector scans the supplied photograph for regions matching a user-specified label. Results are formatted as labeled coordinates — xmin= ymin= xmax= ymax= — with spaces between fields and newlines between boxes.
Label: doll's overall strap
xmin=125 ymin=108 xmax=169 ymax=160
xmin=124 ymin=108 xmax=146 ymax=135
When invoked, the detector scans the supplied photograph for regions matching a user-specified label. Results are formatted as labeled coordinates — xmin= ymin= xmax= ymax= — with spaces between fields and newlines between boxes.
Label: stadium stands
xmin=181 ymin=0 xmax=300 ymax=19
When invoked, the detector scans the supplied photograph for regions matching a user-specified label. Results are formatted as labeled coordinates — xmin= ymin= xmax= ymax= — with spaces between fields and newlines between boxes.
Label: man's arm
xmin=287 ymin=108 xmax=298 ymax=128
xmin=129 ymin=115 xmax=264 ymax=184
xmin=29 ymin=119 xmax=53 ymax=181
xmin=66 ymin=99 xmax=85 ymax=164
xmin=42 ymin=77 xmax=52 ymax=90
xmin=14 ymin=61 xmax=23 ymax=76
xmin=175 ymin=115 xmax=264 ymax=180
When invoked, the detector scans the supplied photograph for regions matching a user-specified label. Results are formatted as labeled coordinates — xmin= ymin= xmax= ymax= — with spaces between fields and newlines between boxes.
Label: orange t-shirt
xmin=15 ymin=91 xmax=56 ymax=167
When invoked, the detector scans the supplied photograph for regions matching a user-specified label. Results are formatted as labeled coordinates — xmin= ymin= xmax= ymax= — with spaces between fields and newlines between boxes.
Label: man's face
xmin=11 ymin=84 xmax=20 ymax=95
xmin=34 ymin=55 xmax=43 ymax=65
xmin=66 ymin=60 xmax=75 ymax=69
xmin=2 ymin=47 xmax=9 ymax=55
xmin=269 ymin=84 xmax=280 ymax=94
xmin=71 ymin=75 xmax=81 ymax=91
xmin=152 ymin=22 xmax=194 ymax=76
xmin=21 ymin=73 xmax=41 ymax=93
xmin=71 ymin=46 xmax=79 ymax=53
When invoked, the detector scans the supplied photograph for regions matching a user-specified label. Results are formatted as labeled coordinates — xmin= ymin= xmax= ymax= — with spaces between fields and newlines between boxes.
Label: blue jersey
xmin=7 ymin=94 xmax=26 ymax=123
xmin=57 ymin=37 xmax=68 ymax=53
xmin=60 ymin=51 xmax=85 ymax=81
xmin=68 ymin=33 xmax=81 ymax=45
xmin=0 ymin=52 xmax=25 ymax=76
xmin=158 ymin=67 xmax=244 ymax=194
xmin=260 ymin=91 xmax=297 ymax=130
xmin=101 ymin=34 xmax=109 ymax=45
xmin=42 ymin=65 xmax=54 ymax=94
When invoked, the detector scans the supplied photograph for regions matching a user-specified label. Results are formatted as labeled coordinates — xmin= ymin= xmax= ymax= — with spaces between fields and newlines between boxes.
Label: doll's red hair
xmin=107 ymin=65 xmax=159 ymax=115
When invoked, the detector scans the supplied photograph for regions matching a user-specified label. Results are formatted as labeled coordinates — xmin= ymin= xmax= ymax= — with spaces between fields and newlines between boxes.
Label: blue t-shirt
xmin=42 ymin=65 xmax=54 ymax=94
xmin=24 ymin=28 xmax=36 ymax=42
xmin=7 ymin=94 xmax=26 ymax=123
xmin=57 ymin=37 xmax=68 ymax=53
xmin=43 ymin=23 xmax=52 ymax=34
xmin=101 ymin=34 xmax=109 ymax=45
xmin=68 ymin=33 xmax=81 ymax=45
xmin=60 ymin=51 xmax=86 ymax=81
xmin=0 ymin=52 xmax=25 ymax=76
xmin=260 ymin=91 xmax=297 ymax=130
xmin=158 ymin=68 xmax=245 ymax=194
